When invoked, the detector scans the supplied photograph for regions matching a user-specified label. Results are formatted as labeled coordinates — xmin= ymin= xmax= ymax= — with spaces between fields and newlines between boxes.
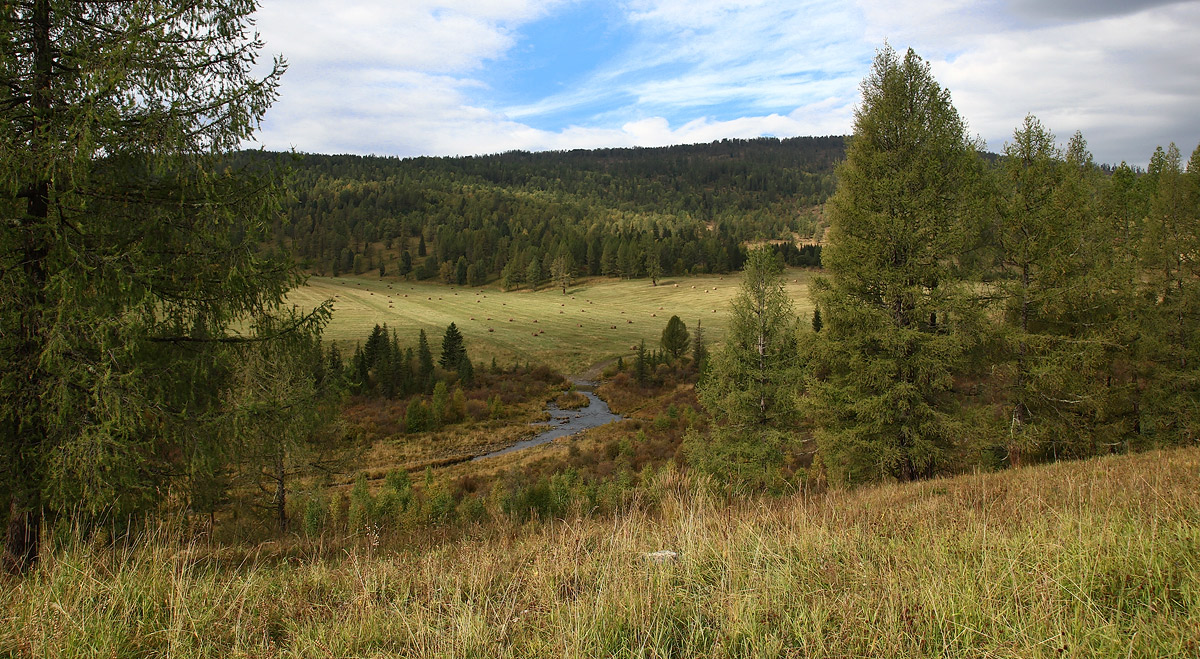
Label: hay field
xmin=286 ymin=272 xmax=816 ymax=374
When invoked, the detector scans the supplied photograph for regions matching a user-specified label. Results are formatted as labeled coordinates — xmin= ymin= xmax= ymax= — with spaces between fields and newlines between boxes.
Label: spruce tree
xmin=439 ymin=322 xmax=466 ymax=370
xmin=660 ymin=315 xmax=691 ymax=360
xmin=417 ymin=329 xmax=435 ymax=391
xmin=807 ymin=45 xmax=982 ymax=484
xmin=457 ymin=353 xmax=475 ymax=386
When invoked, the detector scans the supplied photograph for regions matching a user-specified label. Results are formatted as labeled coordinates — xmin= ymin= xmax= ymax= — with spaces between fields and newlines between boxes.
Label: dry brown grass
xmin=6 ymin=446 xmax=1196 ymax=658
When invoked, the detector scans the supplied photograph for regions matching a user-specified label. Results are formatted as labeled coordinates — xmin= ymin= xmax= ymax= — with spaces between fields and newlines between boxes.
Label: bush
xmin=302 ymin=494 xmax=327 ymax=536
xmin=347 ymin=473 xmax=374 ymax=531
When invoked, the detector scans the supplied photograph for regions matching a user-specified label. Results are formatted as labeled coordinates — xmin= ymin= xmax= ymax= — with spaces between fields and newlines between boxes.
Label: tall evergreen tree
xmin=225 ymin=312 xmax=339 ymax=534
xmin=0 ymin=0 xmax=301 ymax=573
xmin=1138 ymin=143 xmax=1200 ymax=444
xmin=551 ymin=254 xmax=573 ymax=294
xmin=692 ymin=320 xmax=709 ymax=369
xmin=991 ymin=119 xmax=1117 ymax=463
xmin=699 ymin=249 xmax=801 ymax=429
xmin=439 ymin=323 xmax=466 ymax=370
xmin=417 ymin=329 xmax=435 ymax=389
xmin=525 ymin=257 xmax=543 ymax=291
xmin=691 ymin=248 xmax=801 ymax=485
xmin=660 ymin=315 xmax=691 ymax=360
xmin=807 ymin=45 xmax=982 ymax=484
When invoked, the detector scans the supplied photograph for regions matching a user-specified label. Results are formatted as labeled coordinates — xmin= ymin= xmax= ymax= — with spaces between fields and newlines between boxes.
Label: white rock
xmin=644 ymin=550 xmax=678 ymax=563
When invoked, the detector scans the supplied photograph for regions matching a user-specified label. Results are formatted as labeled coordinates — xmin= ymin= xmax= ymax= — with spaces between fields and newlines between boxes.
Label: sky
xmin=250 ymin=0 xmax=1200 ymax=167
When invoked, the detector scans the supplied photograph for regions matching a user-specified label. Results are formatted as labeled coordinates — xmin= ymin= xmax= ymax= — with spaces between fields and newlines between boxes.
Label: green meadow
xmin=286 ymin=271 xmax=816 ymax=374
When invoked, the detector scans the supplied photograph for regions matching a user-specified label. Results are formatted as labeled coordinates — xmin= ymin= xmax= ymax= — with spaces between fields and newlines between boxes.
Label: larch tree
xmin=807 ymin=45 xmax=983 ymax=484
xmin=1138 ymin=143 xmax=1200 ymax=444
xmin=0 ymin=0 xmax=309 ymax=573
xmin=691 ymin=248 xmax=801 ymax=486
xmin=991 ymin=119 xmax=1114 ymax=463
xmin=225 ymin=311 xmax=341 ymax=535
xmin=550 ymin=253 xmax=573 ymax=294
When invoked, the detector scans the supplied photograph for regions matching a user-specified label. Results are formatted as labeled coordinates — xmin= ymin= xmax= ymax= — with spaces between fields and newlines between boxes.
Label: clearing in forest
xmin=286 ymin=271 xmax=816 ymax=374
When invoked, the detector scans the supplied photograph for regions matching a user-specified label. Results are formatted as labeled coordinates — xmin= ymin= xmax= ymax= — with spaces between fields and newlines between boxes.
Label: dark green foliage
xmin=439 ymin=323 xmax=466 ymax=370
xmin=417 ymin=329 xmax=434 ymax=390
xmin=810 ymin=307 xmax=822 ymax=333
xmin=0 ymin=0 xmax=298 ymax=572
xmin=233 ymin=137 xmax=843 ymax=283
xmin=635 ymin=340 xmax=649 ymax=386
xmin=690 ymin=249 xmax=802 ymax=486
xmin=660 ymin=316 xmax=691 ymax=360
xmin=807 ymin=46 xmax=983 ymax=484
xmin=457 ymin=354 xmax=475 ymax=385
xmin=987 ymin=117 xmax=1116 ymax=464
xmin=691 ymin=321 xmax=709 ymax=371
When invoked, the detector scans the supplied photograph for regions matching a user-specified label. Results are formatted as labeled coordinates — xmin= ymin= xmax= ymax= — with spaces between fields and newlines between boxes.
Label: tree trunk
xmin=275 ymin=453 xmax=288 ymax=534
xmin=4 ymin=0 xmax=53 ymax=576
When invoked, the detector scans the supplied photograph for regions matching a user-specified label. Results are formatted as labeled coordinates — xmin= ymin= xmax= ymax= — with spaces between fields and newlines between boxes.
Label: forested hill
xmin=235 ymin=136 xmax=843 ymax=285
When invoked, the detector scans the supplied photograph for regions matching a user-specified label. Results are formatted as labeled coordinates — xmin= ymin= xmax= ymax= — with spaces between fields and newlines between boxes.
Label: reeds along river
xmin=473 ymin=381 xmax=624 ymax=461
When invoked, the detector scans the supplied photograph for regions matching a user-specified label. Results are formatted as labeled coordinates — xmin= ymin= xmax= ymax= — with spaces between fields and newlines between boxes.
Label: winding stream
xmin=473 ymin=381 xmax=624 ymax=461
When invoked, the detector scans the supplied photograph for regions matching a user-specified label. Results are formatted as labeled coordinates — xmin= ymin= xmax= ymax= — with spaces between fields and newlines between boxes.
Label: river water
xmin=472 ymin=381 xmax=624 ymax=461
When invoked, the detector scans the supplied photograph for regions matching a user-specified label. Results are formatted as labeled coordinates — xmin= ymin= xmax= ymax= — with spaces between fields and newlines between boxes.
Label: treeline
xmin=233 ymin=136 xmax=841 ymax=284
xmin=691 ymin=47 xmax=1200 ymax=488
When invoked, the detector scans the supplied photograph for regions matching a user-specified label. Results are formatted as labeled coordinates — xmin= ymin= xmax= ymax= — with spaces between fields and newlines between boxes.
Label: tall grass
xmin=3 ymin=447 xmax=1197 ymax=657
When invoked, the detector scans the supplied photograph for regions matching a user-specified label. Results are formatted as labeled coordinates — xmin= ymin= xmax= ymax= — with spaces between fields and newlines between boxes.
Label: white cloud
xmin=248 ymin=0 xmax=1200 ymax=166
xmin=924 ymin=2 xmax=1200 ymax=164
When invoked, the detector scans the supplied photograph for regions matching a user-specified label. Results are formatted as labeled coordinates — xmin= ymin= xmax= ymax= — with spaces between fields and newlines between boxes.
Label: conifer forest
xmin=2 ymin=3 xmax=1198 ymax=657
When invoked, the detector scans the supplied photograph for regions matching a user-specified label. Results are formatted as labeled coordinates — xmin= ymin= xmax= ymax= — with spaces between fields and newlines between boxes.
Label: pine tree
xmin=699 ymin=249 xmax=801 ymax=429
xmin=526 ymin=257 xmax=543 ymax=291
xmin=645 ymin=249 xmax=663 ymax=286
xmin=1 ymin=0 xmax=301 ymax=574
xmin=457 ymin=353 xmax=475 ymax=385
xmin=807 ymin=45 xmax=982 ymax=484
xmin=1138 ymin=142 xmax=1200 ymax=444
xmin=225 ymin=313 xmax=339 ymax=534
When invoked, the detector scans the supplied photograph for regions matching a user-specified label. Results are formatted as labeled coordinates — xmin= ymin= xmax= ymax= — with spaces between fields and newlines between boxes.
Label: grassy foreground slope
xmin=286 ymin=271 xmax=815 ymax=374
xmin=4 ymin=448 xmax=1197 ymax=657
